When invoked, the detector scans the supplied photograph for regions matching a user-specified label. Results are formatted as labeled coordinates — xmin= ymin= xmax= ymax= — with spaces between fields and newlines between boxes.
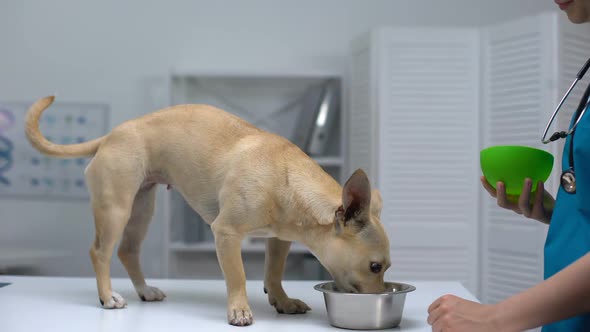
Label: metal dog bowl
xmin=314 ymin=281 xmax=416 ymax=330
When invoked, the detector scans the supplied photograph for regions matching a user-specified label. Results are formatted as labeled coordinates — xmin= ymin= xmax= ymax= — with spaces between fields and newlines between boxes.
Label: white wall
xmin=0 ymin=0 xmax=558 ymax=278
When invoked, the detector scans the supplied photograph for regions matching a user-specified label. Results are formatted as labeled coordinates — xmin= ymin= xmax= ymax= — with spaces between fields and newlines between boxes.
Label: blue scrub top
xmin=543 ymin=105 xmax=590 ymax=331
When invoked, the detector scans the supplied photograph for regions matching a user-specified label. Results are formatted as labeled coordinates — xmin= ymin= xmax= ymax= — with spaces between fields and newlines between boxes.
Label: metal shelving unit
xmin=161 ymin=63 xmax=347 ymax=280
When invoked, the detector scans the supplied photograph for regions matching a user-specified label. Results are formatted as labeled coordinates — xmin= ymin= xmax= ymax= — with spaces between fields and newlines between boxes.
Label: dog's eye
xmin=370 ymin=262 xmax=382 ymax=274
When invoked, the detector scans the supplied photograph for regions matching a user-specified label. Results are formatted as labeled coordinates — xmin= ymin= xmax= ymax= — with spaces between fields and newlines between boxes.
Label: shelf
xmin=312 ymin=156 xmax=343 ymax=167
xmin=0 ymin=248 xmax=71 ymax=267
xmin=169 ymin=241 xmax=311 ymax=254
xmin=164 ymin=67 xmax=345 ymax=279
xmin=170 ymin=57 xmax=346 ymax=80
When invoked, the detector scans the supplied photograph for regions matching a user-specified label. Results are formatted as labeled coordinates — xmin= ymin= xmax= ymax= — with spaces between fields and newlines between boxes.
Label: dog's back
xmin=110 ymin=104 xmax=341 ymax=227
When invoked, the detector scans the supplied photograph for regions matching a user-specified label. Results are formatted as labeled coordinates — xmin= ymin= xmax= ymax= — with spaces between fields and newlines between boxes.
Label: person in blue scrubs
xmin=426 ymin=1 xmax=590 ymax=331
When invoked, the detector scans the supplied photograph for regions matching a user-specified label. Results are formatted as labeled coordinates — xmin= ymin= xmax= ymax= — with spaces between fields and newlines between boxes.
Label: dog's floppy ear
xmin=341 ymin=169 xmax=371 ymax=227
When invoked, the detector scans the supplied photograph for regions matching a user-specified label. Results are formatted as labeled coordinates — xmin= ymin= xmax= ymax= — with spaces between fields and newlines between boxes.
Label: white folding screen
xmin=481 ymin=13 xmax=590 ymax=307
xmin=480 ymin=14 xmax=553 ymax=306
xmin=349 ymin=12 xmax=590 ymax=302
xmin=350 ymin=28 xmax=480 ymax=294
xmin=350 ymin=34 xmax=377 ymax=179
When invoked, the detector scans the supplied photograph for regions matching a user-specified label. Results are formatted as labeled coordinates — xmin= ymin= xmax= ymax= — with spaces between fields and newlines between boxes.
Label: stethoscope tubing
xmin=542 ymin=57 xmax=590 ymax=144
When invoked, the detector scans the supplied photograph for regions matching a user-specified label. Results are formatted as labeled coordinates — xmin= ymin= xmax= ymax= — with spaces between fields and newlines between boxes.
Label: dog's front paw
xmin=227 ymin=304 xmax=254 ymax=326
xmin=270 ymin=297 xmax=311 ymax=314
xmin=100 ymin=291 xmax=127 ymax=309
xmin=137 ymin=285 xmax=166 ymax=302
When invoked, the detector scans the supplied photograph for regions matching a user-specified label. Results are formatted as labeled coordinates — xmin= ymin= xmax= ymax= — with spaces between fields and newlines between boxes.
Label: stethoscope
xmin=542 ymin=57 xmax=590 ymax=194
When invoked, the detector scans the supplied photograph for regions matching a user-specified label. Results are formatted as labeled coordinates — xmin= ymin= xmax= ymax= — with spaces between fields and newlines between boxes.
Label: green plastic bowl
xmin=480 ymin=145 xmax=554 ymax=196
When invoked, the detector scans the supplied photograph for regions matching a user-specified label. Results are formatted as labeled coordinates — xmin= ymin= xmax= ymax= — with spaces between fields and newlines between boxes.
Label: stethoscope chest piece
xmin=561 ymin=168 xmax=577 ymax=194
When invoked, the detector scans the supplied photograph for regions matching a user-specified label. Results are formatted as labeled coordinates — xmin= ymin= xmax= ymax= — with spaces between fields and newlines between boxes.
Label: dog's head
xmin=322 ymin=169 xmax=391 ymax=293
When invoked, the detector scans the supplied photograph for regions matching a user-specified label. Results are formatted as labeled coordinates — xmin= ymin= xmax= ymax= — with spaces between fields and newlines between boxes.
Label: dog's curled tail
xmin=25 ymin=96 xmax=105 ymax=158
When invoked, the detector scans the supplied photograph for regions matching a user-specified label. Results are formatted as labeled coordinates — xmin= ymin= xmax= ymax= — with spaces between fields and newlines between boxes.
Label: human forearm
xmin=495 ymin=252 xmax=590 ymax=331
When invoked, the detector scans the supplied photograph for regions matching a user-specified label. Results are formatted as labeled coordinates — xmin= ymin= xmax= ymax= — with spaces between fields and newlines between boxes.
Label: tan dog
xmin=25 ymin=96 xmax=391 ymax=326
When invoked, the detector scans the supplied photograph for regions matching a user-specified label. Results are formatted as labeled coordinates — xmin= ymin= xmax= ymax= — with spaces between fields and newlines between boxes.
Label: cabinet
xmin=161 ymin=64 xmax=346 ymax=279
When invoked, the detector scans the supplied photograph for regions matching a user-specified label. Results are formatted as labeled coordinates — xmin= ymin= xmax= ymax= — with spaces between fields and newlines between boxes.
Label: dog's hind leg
xmin=86 ymin=153 xmax=142 ymax=309
xmin=89 ymin=198 xmax=133 ymax=308
xmin=118 ymin=185 xmax=165 ymax=302
xmin=264 ymin=238 xmax=311 ymax=314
